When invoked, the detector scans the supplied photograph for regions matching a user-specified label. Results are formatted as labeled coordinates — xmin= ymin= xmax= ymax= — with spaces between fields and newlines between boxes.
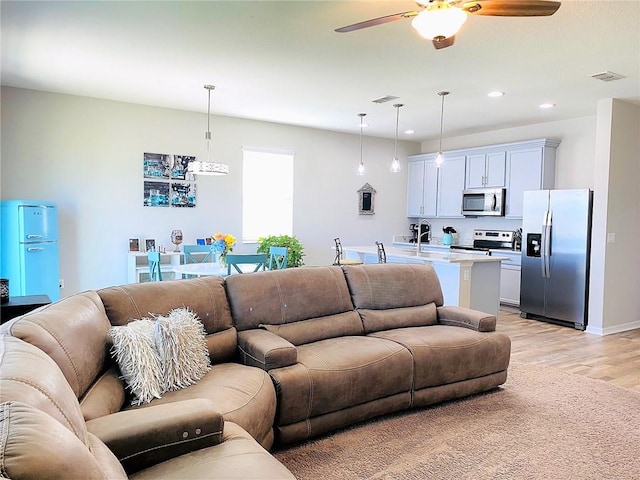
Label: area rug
xmin=273 ymin=363 xmax=640 ymax=479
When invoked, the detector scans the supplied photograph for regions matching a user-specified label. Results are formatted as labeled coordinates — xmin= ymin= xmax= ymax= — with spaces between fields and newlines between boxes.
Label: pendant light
xmin=356 ymin=113 xmax=366 ymax=176
xmin=390 ymin=103 xmax=403 ymax=173
xmin=435 ymin=91 xmax=449 ymax=168
xmin=188 ymin=85 xmax=229 ymax=176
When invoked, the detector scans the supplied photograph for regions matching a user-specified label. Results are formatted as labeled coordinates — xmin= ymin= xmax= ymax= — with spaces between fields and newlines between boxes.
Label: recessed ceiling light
xmin=488 ymin=91 xmax=505 ymax=97
xmin=404 ymin=129 xmax=415 ymax=135
xmin=539 ymin=103 xmax=556 ymax=109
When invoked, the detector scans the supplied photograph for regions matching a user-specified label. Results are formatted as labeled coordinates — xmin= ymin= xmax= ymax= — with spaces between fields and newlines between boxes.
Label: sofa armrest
xmin=86 ymin=398 xmax=223 ymax=474
xmin=436 ymin=306 xmax=496 ymax=332
xmin=237 ymin=329 xmax=297 ymax=371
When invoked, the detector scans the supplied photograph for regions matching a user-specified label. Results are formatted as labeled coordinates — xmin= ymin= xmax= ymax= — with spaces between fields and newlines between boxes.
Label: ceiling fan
xmin=335 ymin=0 xmax=561 ymax=50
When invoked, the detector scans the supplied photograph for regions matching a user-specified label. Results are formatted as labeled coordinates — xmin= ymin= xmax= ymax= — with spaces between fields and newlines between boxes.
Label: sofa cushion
xmin=357 ymin=303 xmax=438 ymax=333
xmin=0 ymin=401 xmax=127 ymax=480
xmin=0 ymin=291 xmax=113 ymax=400
xmin=226 ymin=266 xmax=355 ymax=340
xmin=126 ymin=362 xmax=277 ymax=450
xmin=342 ymin=263 xmax=444 ymax=308
xmin=129 ymin=422 xmax=295 ymax=480
xmin=110 ymin=319 xmax=164 ymax=405
xmin=79 ymin=365 xmax=127 ymax=421
xmin=260 ymin=311 xmax=363 ymax=346
xmin=370 ymin=325 xmax=511 ymax=390
xmin=0 ymin=335 xmax=89 ymax=443
xmin=270 ymin=336 xmax=413 ymax=426
xmin=98 ymin=277 xmax=236 ymax=364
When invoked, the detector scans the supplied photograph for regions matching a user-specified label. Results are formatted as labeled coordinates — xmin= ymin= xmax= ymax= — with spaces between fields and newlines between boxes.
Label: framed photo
xmin=129 ymin=238 xmax=140 ymax=252
xmin=196 ymin=238 xmax=206 ymax=245
xmin=145 ymin=239 xmax=156 ymax=252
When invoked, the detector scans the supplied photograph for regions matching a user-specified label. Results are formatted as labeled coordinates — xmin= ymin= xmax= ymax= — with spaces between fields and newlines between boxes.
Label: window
xmin=242 ymin=147 xmax=294 ymax=242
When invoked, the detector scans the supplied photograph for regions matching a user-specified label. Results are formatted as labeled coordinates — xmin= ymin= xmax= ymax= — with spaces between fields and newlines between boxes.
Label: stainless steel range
xmin=450 ymin=229 xmax=516 ymax=255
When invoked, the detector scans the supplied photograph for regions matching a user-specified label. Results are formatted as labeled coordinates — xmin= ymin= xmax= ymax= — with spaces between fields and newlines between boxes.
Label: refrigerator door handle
xmin=27 ymin=247 xmax=45 ymax=252
xmin=26 ymin=234 xmax=43 ymax=239
xmin=543 ymin=210 xmax=553 ymax=278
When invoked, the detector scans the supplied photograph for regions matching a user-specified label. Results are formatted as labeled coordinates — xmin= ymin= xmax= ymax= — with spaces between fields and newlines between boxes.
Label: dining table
xmin=172 ymin=262 xmax=260 ymax=278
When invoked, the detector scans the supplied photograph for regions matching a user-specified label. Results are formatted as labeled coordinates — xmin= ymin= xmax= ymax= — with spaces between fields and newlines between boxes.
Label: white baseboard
xmin=586 ymin=320 xmax=640 ymax=336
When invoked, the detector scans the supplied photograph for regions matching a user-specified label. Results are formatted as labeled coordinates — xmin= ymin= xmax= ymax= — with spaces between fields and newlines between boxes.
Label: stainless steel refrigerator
xmin=520 ymin=189 xmax=593 ymax=330
xmin=0 ymin=200 xmax=60 ymax=301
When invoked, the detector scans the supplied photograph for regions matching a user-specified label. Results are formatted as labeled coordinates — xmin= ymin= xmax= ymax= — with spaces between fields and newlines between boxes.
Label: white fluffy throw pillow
xmin=154 ymin=308 xmax=211 ymax=391
xmin=110 ymin=319 xmax=164 ymax=406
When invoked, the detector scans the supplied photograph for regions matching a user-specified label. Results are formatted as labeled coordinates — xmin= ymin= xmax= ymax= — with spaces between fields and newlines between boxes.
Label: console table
xmin=1 ymin=294 xmax=51 ymax=323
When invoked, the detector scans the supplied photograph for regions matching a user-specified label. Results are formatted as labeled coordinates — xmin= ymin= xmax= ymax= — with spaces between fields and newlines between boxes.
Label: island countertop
xmin=342 ymin=245 xmax=507 ymax=264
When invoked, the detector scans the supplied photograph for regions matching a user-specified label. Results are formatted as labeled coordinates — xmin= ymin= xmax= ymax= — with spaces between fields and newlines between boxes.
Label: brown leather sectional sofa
xmin=0 ymin=263 xmax=511 ymax=479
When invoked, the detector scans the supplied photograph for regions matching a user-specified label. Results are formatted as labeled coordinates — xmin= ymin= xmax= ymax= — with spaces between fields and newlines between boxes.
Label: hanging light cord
xmin=438 ymin=92 xmax=446 ymax=153
xmin=394 ymin=104 xmax=401 ymax=159
xmin=205 ymin=85 xmax=214 ymax=141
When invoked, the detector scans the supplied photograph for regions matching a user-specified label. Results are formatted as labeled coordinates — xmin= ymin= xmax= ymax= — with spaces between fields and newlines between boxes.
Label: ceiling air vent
xmin=372 ymin=95 xmax=399 ymax=104
xmin=589 ymin=71 xmax=625 ymax=82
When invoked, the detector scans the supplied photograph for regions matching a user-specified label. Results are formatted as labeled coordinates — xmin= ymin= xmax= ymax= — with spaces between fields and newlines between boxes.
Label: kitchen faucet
xmin=416 ymin=218 xmax=431 ymax=255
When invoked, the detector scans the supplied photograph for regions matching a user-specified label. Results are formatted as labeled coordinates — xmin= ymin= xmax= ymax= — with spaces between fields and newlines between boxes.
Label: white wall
xmin=588 ymin=99 xmax=640 ymax=334
xmin=1 ymin=87 xmax=421 ymax=295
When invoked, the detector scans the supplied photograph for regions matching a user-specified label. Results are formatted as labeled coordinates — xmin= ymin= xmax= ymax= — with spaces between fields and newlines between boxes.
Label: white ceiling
xmin=2 ymin=0 xmax=639 ymax=142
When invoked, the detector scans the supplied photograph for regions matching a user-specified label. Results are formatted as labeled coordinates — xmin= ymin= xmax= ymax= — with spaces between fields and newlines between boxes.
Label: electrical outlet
xmin=463 ymin=269 xmax=470 ymax=281
xmin=59 ymin=279 xmax=65 ymax=289
xmin=607 ymin=233 xmax=616 ymax=244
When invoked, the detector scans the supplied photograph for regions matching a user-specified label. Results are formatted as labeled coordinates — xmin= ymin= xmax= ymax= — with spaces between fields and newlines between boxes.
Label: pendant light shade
xmin=356 ymin=113 xmax=366 ymax=176
xmin=188 ymin=85 xmax=229 ymax=176
xmin=390 ymin=103 xmax=403 ymax=173
xmin=411 ymin=2 xmax=467 ymax=41
xmin=435 ymin=91 xmax=449 ymax=168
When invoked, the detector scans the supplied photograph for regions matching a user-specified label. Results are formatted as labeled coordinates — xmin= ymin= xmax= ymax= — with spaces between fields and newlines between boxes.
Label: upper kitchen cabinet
xmin=505 ymin=139 xmax=559 ymax=218
xmin=465 ymin=151 xmax=506 ymax=189
xmin=407 ymin=154 xmax=464 ymax=218
xmin=437 ymin=155 xmax=466 ymax=217
xmin=407 ymin=156 xmax=437 ymax=217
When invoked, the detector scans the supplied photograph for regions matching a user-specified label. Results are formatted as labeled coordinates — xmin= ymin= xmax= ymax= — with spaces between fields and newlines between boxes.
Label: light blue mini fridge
xmin=0 ymin=200 xmax=60 ymax=301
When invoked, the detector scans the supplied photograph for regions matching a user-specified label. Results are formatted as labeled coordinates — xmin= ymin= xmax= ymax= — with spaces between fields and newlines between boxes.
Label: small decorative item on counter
xmin=170 ymin=230 xmax=183 ymax=252
xmin=442 ymin=226 xmax=457 ymax=246
xmin=211 ymin=233 xmax=236 ymax=267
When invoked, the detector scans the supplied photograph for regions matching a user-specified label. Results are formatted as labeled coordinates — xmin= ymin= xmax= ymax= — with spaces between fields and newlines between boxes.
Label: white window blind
xmin=242 ymin=147 xmax=294 ymax=243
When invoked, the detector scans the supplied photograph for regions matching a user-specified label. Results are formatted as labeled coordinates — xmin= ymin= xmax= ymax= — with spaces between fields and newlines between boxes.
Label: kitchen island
xmin=342 ymin=245 xmax=506 ymax=318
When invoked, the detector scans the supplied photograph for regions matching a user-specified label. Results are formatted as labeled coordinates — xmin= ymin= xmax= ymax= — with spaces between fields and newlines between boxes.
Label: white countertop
xmin=344 ymin=245 xmax=507 ymax=264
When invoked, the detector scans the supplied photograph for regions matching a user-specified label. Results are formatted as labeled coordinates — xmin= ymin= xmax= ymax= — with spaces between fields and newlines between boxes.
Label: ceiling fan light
xmin=411 ymin=6 xmax=467 ymax=40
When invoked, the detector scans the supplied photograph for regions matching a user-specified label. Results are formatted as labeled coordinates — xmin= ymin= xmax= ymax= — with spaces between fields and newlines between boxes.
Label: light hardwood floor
xmin=497 ymin=309 xmax=640 ymax=392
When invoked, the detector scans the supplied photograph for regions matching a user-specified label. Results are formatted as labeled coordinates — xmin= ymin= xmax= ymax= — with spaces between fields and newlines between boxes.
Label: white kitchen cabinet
xmin=495 ymin=251 xmax=521 ymax=307
xmin=505 ymin=139 xmax=558 ymax=218
xmin=437 ymin=155 xmax=466 ymax=217
xmin=465 ymin=151 xmax=506 ymax=189
xmin=408 ymin=138 xmax=558 ymax=220
xmin=407 ymin=156 xmax=437 ymax=217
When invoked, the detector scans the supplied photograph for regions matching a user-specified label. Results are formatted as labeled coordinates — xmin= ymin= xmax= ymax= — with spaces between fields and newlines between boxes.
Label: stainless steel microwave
xmin=461 ymin=188 xmax=506 ymax=216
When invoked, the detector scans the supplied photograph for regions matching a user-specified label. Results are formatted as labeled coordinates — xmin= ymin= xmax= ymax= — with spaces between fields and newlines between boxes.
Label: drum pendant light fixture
xmin=390 ymin=103 xmax=403 ymax=173
xmin=435 ymin=91 xmax=449 ymax=168
xmin=188 ymin=85 xmax=229 ymax=176
xmin=356 ymin=113 xmax=367 ymax=176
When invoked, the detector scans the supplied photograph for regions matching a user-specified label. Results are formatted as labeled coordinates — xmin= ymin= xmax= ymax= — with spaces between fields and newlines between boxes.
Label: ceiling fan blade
xmin=335 ymin=11 xmax=420 ymax=33
xmin=459 ymin=0 xmax=561 ymax=17
xmin=432 ymin=35 xmax=456 ymax=49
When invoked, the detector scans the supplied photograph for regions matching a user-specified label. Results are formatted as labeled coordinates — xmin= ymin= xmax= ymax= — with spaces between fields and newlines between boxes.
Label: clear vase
xmin=217 ymin=253 xmax=226 ymax=268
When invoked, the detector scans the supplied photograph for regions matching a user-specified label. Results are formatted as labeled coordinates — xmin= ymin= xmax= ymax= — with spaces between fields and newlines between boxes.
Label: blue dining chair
xmin=268 ymin=246 xmax=288 ymax=270
xmin=147 ymin=251 xmax=163 ymax=282
xmin=183 ymin=244 xmax=215 ymax=264
xmin=226 ymin=253 xmax=268 ymax=275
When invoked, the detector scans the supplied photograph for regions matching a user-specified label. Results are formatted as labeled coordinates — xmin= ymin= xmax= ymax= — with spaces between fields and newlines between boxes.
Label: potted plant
xmin=257 ymin=235 xmax=305 ymax=268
